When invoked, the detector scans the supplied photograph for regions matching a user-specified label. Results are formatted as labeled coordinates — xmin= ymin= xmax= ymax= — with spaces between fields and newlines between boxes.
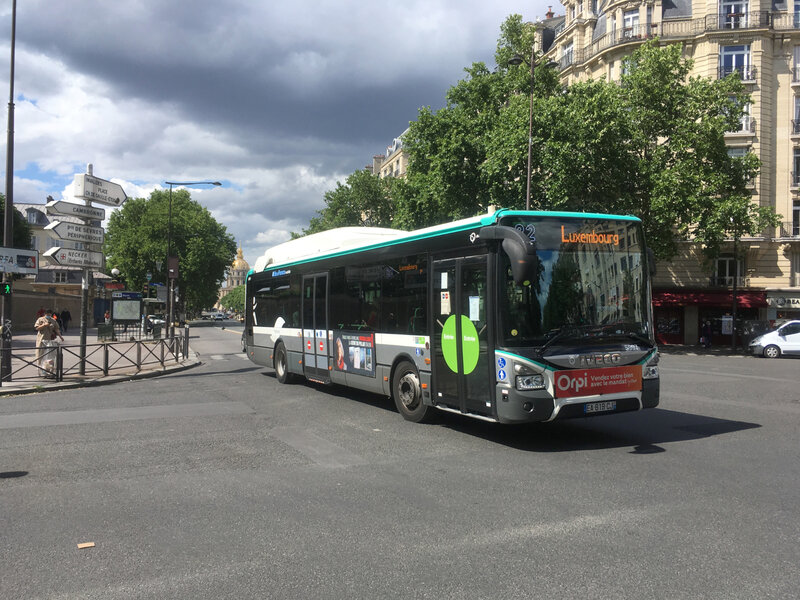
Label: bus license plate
xmin=584 ymin=401 xmax=616 ymax=414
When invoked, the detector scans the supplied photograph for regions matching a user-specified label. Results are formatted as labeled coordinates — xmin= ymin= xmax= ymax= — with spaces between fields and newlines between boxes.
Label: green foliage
xmin=0 ymin=194 xmax=33 ymax=249
xmin=104 ymin=189 xmax=236 ymax=312
xmin=301 ymin=169 xmax=395 ymax=235
xmin=219 ymin=284 xmax=244 ymax=313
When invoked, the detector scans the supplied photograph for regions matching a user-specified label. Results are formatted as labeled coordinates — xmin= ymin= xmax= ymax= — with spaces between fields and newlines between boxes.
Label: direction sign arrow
xmin=45 ymin=220 xmax=104 ymax=244
xmin=73 ymin=173 xmax=127 ymax=207
xmin=43 ymin=247 xmax=104 ymax=268
xmin=45 ymin=199 xmax=105 ymax=221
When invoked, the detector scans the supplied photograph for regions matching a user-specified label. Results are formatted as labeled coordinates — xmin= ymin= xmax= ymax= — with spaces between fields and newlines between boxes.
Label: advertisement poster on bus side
xmin=333 ymin=331 xmax=375 ymax=377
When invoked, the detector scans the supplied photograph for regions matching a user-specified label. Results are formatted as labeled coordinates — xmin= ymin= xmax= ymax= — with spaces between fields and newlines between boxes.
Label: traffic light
xmin=143 ymin=283 xmax=149 ymax=296
xmin=0 ymin=282 xmax=11 ymax=296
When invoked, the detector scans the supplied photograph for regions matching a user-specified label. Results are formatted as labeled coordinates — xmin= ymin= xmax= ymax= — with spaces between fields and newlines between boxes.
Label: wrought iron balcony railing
xmin=709 ymin=276 xmax=750 ymax=287
xmin=718 ymin=65 xmax=757 ymax=80
xmin=779 ymin=221 xmax=800 ymax=237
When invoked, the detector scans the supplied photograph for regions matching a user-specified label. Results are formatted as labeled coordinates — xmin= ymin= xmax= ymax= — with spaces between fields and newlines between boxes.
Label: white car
xmin=749 ymin=320 xmax=800 ymax=358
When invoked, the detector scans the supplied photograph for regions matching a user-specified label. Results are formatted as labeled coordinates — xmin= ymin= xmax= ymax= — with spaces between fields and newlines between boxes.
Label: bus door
xmin=302 ymin=273 xmax=330 ymax=382
xmin=431 ymin=256 xmax=492 ymax=416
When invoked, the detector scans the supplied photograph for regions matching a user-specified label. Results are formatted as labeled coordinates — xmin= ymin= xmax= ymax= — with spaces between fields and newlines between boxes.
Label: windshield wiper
xmin=626 ymin=332 xmax=654 ymax=347
xmin=538 ymin=327 xmax=577 ymax=353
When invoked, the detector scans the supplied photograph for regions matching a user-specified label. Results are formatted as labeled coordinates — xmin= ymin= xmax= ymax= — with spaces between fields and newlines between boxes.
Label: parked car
xmin=748 ymin=320 xmax=800 ymax=358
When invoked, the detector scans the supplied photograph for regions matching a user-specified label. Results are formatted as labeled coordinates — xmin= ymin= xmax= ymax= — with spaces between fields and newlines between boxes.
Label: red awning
xmin=652 ymin=289 xmax=767 ymax=308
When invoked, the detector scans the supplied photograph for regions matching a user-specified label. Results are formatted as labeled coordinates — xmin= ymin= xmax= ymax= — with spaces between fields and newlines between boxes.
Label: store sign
xmin=767 ymin=296 xmax=800 ymax=308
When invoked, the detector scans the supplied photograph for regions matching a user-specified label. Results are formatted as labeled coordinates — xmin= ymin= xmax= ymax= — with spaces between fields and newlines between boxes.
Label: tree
xmin=301 ymin=169 xmax=394 ymax=236
xmin=0 ymin=194 xmax=33 ymax=250
xmin=219 ymin=285 xmax=244 ymax=314
xmin=104 ymin=189 xmax=236 ymax=313
xmin=615 ymin=40 xmax=778 ymax=259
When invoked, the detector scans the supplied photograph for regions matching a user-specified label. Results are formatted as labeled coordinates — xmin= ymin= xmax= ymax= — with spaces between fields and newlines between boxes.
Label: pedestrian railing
xmin=0 ymin=328 xmax=190 ymax=385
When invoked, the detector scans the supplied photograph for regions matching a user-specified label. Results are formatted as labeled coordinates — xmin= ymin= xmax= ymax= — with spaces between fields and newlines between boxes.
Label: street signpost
xmin=43 ymin=247 xmax=104 ymax=268
xmin=44 ymin=221 xmax=104 ymax=244
xmin=45 ymin=199 xmax=105 ymax=221
xmin=0 ymin=247 xmax=39 ymax=275
xmin=73 ymin=173 xmax=127 ymax=207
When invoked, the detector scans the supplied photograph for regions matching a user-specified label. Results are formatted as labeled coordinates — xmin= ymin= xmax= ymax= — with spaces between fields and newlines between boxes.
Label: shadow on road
xmin=437 ymin=408 xmax=760 ymax=453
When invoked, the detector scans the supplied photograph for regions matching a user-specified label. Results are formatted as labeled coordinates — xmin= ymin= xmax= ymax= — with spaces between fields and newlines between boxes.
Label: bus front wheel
xmin=274 ymin=343 xmax=295 ymax=384
xmin=392 ymin=360 xmax=433 ymax=423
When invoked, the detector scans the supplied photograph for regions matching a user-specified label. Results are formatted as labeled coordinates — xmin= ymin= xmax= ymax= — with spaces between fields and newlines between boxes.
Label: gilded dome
xmin=232 ymin=246 xmax=249 ymax=271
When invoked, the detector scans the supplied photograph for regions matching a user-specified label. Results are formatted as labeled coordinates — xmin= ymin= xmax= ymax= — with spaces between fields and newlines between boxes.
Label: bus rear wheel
xmin=274 ymin=343 xmax=295 ymax=384
xmin=392 ymin=360 xmax=434 ymax=423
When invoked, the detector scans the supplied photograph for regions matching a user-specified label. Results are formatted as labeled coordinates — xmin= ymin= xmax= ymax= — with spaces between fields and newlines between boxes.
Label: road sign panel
xmin=73 ymin=173 xmax=127 ymax=207
xmin=43 ymin=247 xmax=104 ymax=268
xmin=0 ymin=247 xmax=39 ymax=274
xmin=45 ymin=199 xmax=105 ymax=221
xmin=45 ymin=221 xmax=104 ymax=244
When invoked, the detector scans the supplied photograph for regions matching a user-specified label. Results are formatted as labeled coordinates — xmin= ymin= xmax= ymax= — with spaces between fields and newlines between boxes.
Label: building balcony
xmin=779 ymin=221 xmax=800 ymax=237
xmin=718 ymin=65 xmax=757 ymax=82
xmin=705 ymin=11 xmax=772 ymax=31
xmin=728 ymin=116 xmax=756 ymax=135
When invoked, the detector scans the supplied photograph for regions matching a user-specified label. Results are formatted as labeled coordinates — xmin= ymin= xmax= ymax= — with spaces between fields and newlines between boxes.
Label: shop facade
xmin=653 ymin=289 xmax=768 ymax=347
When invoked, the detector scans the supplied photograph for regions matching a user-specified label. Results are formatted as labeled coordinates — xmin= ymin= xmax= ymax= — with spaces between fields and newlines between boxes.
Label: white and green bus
xmin=244 ymin=208 xmax=659 ymax=424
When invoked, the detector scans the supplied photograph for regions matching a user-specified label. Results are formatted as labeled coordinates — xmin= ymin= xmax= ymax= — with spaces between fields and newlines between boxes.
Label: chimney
xmin=546 ymin=6 xmax=554 ymax=19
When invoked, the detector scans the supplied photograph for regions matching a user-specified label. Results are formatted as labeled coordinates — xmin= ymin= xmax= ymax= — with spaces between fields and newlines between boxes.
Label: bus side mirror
xmin=647 ymin=247 xmax=657 ymax=276
xmin=479 ymin=225 xmax=538 ymax=286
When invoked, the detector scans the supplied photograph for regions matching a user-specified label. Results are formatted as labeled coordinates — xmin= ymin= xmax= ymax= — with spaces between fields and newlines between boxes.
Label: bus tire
xmin=274 ymin=343 xmax=295 ymax=384
xmin=392 ymin=360 xmax=433 ymax=423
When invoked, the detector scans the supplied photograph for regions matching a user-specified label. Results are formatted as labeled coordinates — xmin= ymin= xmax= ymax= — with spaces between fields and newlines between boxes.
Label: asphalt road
xmin=1 ymin=324 xmax=798 ymax=599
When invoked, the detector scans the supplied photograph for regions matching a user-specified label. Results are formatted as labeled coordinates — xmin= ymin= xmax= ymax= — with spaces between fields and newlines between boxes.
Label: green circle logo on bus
xmin=441 ymin=314 xmax=480 ymax=374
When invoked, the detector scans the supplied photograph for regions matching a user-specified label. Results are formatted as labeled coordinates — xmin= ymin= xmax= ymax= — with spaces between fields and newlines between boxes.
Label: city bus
xmin=243 ymin=208 xmax=659 ymax=424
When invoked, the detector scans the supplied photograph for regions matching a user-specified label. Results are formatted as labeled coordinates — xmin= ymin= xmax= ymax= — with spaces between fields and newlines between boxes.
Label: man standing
xmin=60 ymin=308 xmax=72 ymax=333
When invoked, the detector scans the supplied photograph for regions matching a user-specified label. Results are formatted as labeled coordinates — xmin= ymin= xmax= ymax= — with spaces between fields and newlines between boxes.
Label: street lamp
xmin=164 ymin=180 xmax=221 ymax=337
xmin=508 ymin=49 xmax=558 ymax=211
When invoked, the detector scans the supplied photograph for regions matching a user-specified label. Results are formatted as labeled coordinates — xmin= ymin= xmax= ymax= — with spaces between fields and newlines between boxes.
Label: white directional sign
xmin=45 ymin=220 xmax=104 ymax=244
xmin=45 ymin=199 xmax=105 ymax=221
xmin=0 ymin=247 xmax=39 ymax=274
xmin=73 ymin=173 xmax=127 ymax=207
xmin=43 ymin=247 xmax=104 ymax=268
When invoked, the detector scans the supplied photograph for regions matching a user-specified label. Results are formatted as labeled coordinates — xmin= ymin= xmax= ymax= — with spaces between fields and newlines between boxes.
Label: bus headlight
xmin=642 ymin=365 xmax=659 ymax=380
xmin=516 ymin=373 xmax=545 ymax=391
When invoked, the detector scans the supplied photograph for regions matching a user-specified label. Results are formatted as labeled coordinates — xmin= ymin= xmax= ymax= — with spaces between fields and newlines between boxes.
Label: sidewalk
xmin=657 ymin=343 xmax=750 ymax=357
xmin=0 ymin=326 xmax=200 ymax=396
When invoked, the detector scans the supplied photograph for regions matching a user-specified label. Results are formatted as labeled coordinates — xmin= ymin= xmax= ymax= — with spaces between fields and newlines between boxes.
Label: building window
xmin=562 ymin=42 xmax=574 ymax=67
xmin=720 ymin=0 xmax=748 ymax=29
xmin=719 ymin=45 xmax=752 ymax=80
xmin=794 ymin=149 xmax=800 ymax=186
xmin=623 ymin=10 xmax=640 ymax=38
xmin=793 ymin=201 xmax=800 ymax=236
xmin=713 ymin=256 xmax=742 ymax=287
xmin=54 ymin=272 xmax=68 ymax=284
xmin=727 ymin=146 xmax=748 ymax=159
xmin=728 ymin=101 xmax=752 ymax=133
xmin=27 ymin=209 xmax=38 ymax=224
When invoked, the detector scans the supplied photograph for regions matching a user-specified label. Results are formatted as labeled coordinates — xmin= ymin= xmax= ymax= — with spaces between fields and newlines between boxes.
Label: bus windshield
xmin=498 ymin=215 xmax=651 ymax=348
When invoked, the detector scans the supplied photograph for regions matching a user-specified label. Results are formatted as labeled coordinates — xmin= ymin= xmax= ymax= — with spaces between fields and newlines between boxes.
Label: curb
xmin=0 ymin=353 xmax=203 ymax=397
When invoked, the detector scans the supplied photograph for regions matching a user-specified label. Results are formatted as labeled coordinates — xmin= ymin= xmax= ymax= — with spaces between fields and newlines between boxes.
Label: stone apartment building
xmin=535 ymin=0 xmax=800 ymax=344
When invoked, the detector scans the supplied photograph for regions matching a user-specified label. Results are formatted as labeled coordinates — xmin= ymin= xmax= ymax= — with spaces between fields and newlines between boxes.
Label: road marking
xmin=0 ymin=401 xmax=254 ymax=429
xmin=270 ymin=426 xmax=367 ymax=469
xmin=664 ymin=368 xmax=799 ymax=385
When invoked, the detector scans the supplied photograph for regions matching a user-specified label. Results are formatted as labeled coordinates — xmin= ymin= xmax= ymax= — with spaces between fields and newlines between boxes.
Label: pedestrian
xmin=34 ymin=310 xmax=63 ymax=377
xmin=104 ymin=310 xmax=110 ymax=323
xmin=60 ymin=308 xmax=72 ymax=333
xmin=35 ymin=306 xmax=46 ymax=319
xmin=701 ymin=321 xmax=712 ymax=348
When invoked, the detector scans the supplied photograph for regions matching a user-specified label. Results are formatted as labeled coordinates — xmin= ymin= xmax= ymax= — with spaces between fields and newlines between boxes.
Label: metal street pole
xmin=508 ymin=47 xmax=557 ymax=211
xmin=163 ymin=180 xmax=221 ymax=338
xmin=1 ymin=0 xmax=17 ymax=383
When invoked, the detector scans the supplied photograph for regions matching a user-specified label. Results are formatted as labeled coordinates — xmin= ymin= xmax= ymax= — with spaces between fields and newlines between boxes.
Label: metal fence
xmin=0 ymin=328 xmax=190 ymax=385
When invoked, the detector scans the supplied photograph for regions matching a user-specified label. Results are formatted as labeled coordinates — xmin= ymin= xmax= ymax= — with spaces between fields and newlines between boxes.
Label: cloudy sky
xmin=0 ymin=0 xmax=553 ymax=267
